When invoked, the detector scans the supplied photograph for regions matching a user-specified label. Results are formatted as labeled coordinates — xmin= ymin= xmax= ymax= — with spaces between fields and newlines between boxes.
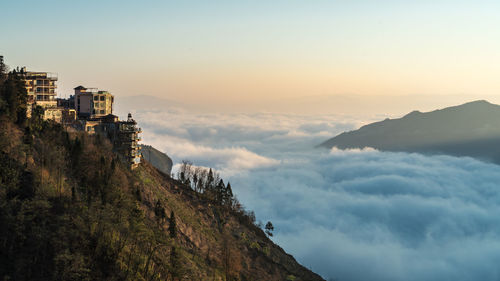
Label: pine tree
xmin=154 ymin=200 xmax=166 ymax=225
xmin=0 ymin=55 xmax=6 ymax=84
xmin=197 ymin=178 xmax=204 ymax=194
xmin=0 ymin=70 xmax=27 ymax=124
xmin=179 ymin=172 xmax=186 ymax=183
xmin=169 ymin=246 xmax=181 ymax=280
xmin=265 ymin=221 xmax=274 ymax=237
xmin=216 ymin=179 xmax=225 ymax=204
xmin=225 ymin=182 xmax=234 ymax=207
xmin=168 ymin=211 xmax=177 ymax=239
xmin=193 ymin=173 xmax=198 ymax=192
xmin=206 ymin=169 xmax=214 ymax=189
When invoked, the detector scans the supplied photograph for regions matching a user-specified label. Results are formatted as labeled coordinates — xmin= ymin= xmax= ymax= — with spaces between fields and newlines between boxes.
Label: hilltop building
xmin=82 ymin=113 xmax=142 ymax=169
xmin=16 ymin=66 xmax=140 ymax=169
xmin=107 ymin=113 xmax=142 ymax=169
xmin=57 ymin=96 xmax=74 ymax=109
xmin=19 ymin=67 xmax=58 ymax=108
xmin=74 ymin=86 xmax=114 ymax=119
xmin=17 ymin=67 xmax=76 ymax=123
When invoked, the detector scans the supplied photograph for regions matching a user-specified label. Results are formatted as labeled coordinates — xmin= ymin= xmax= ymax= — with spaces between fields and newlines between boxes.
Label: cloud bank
xmin=124 ymin=107 xmax=500 ymax=281
xmin=231 ymin=149 xmax=500 ymax=281
xmin=123 ymin=108 xmax=364 ymax=175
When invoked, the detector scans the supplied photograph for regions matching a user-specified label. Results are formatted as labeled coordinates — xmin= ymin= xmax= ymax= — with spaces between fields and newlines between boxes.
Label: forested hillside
xmin=0 ymin=61 xmax=324 ymax=281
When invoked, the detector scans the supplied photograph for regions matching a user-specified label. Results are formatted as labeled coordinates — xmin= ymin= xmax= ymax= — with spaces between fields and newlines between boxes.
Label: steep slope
xmin=320 ymin=100 xmax=500 ymax=163
xmin=0 ymin=61 xmax=324 ymax=281
xmin=138 ymin=161 xmax=324 ymax=281
xmin=0 ymin=117 xmax=324 ymax=281
xmin=140 ymin=144 xmax=173 ymax=175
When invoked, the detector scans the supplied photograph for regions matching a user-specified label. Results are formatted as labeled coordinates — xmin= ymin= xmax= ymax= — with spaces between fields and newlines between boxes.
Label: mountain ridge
xmin=320 ymin=100 xmax=500 ymax=163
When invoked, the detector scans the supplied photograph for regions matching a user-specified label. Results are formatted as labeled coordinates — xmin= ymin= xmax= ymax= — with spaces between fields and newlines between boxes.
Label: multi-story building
xmin=74 ymin=86 xmax=114 ymax=119
xmin=109 ymin=113 xmax=142 ymax=169
xmin=19 ymin=67 xmax=58 ymax=108
xmin=57 ymin=96 xmax=74 ymax=109
xmin=82 ymin=113 xmax=142 ymax=169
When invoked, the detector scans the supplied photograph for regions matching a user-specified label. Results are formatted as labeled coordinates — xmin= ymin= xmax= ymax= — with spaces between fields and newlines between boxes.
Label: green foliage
xmin=249 ymin=241 xmax=261 ymax=250
xmin=175 ymin=161 xmax=269 ymax=241
xmin=154 ymin=199 xmax=166 ymax=225
xmin=0 ymin=57 xmax=322 ymax=281
xmin=169 ymin=246 xmax=184 ymax=280
xmin=0 ymin=69 xmax=27 ymax=125
xmin=262 ymin=246 xmax=271 ymax=256
xmin=0 ymin=119 xmax=172 ymax=281
xmin=265 ymin=221 xmax=274 ymax=237
xmin=177 ymin=163 xmax=235 ymax=208
xmin=29 ymin=105 xmax=44 ymax=133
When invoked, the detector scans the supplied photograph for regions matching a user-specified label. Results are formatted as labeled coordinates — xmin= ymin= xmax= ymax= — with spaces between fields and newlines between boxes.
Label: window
xmin=100 ymin=96 xmax=105 ymax=101
xmin=100 ymin=110 xmax=105 ymax=114
xmin=94 ymin=96 xmax=99 ymax=101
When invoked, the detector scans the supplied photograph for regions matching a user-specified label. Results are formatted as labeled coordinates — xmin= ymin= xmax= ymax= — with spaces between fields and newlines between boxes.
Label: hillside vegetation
xmin=0 ymin=63 xmax=324 ymax=280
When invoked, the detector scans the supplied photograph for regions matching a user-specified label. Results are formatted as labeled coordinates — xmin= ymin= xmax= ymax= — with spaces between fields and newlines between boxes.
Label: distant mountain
xmin=114 ymin=95 xmax=186 ymax=117
xmin=140 ymin=144 xmax=173 ymax=175
xmin=320 ymin=100 xmax=500 ymax=163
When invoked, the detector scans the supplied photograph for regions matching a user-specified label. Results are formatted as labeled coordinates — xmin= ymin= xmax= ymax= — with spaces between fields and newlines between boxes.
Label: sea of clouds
xmin=123 ymin=107 xmax=500 ymax=281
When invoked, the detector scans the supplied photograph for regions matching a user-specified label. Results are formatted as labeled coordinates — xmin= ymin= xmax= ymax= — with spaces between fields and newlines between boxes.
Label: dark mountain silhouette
xmin=320 ymin=100 xmax=500 ymax=163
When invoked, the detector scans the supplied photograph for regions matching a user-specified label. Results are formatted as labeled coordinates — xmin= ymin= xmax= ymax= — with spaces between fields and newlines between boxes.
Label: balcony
xmin=119 ymin=128 xmax=140 ymax=134
xmin=35 ymin=84 xmax=57 ymax=88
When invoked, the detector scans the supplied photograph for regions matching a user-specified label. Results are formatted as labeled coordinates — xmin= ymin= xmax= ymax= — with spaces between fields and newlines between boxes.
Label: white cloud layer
xmin=124 ymin=108 xmax=366 ymax=175
xmin=123 ymin=107 xmax=500 ymax=281
xmin=230 ymin=149 xmax=500 ymax=281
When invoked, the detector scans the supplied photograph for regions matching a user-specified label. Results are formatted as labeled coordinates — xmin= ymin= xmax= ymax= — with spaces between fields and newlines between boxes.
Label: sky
xmin=2 ymin=0 xmax=500 ymax=113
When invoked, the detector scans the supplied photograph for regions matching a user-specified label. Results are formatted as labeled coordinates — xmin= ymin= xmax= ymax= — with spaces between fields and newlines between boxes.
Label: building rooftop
xmin=74 ymin=86 xmax=98 ymax=93
xmin=20 ymin=68 xmax=58 ymax=80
